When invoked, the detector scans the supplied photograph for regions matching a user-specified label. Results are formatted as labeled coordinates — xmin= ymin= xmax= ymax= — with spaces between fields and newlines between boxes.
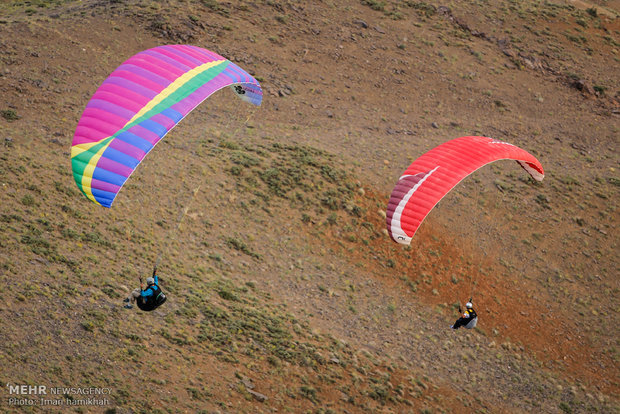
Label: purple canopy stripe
xmin=71 ymin=44 xmax=262 ymax=207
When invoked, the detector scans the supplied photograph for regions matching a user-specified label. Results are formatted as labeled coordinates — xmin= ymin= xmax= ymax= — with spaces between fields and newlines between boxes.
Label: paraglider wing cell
xmin=71 ymin=44 xmax=263 ymax=207
xmin=386 ymin=136 xmax=544 ymax=245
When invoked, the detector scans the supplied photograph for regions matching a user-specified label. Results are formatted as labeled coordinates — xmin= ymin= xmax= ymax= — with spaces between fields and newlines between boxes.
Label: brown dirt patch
xmin=317 ymin=188 xmax=618 ymax=394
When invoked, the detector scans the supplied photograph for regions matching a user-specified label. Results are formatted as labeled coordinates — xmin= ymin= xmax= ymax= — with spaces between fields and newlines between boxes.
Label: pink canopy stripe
xmin=71 ymin=44 xmax=262 ymax=207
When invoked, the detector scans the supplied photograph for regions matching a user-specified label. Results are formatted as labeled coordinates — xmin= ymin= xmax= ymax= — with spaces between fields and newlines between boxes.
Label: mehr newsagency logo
xmin=5 ymin=383 xmax=111 ymax=407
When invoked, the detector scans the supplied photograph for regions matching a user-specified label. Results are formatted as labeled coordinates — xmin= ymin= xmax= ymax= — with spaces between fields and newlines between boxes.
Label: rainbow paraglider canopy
xmin=71 ymin=44 xmax=262 ymax=207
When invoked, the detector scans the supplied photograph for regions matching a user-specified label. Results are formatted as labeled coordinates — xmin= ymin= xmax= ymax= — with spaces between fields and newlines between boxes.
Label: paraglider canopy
xmin=386 ymin=136 xmax=544 ymax=245
xmin=71 ymin=45 xmax=263 ymax=208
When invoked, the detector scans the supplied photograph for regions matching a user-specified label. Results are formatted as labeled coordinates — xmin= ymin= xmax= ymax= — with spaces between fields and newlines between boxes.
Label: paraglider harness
xmin=137 ymin=268 xmax=167 ymax=312
xmin=462 ymin=306 xmax=477 ymax=320
xmin=453 ymin=298 xmax=478 ymax=329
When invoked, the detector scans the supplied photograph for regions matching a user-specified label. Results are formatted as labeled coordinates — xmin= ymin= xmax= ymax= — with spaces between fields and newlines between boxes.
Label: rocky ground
xmin=0 ymin=0 xmax=618 ymax=412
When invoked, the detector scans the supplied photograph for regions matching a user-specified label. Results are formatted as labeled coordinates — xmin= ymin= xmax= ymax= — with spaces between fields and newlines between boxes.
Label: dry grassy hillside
xmin=0 ymin=0 xmax=618 ymax=413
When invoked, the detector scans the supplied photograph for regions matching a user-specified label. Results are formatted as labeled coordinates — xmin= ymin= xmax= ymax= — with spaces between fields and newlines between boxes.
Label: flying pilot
xmin=451 ymin=301 xmax=477 ymax=330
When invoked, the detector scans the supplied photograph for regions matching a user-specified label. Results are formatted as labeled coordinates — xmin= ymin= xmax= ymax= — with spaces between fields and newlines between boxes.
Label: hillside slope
xmin=0 ymin=0 xmax=618 ymax=412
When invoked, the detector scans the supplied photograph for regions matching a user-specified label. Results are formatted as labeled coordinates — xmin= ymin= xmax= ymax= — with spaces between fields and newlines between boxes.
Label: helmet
xmin=146 ymin=277 xmax=155 ymax=285
xmin=465 ymin=302 xmax=473 ymax=309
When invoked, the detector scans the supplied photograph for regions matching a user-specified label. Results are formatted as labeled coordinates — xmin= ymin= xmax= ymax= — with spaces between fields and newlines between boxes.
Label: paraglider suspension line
xmin=151 ymin=101 xmax=256 ymax=271
xmin=153 ymin=184 xmax=202 ymax=271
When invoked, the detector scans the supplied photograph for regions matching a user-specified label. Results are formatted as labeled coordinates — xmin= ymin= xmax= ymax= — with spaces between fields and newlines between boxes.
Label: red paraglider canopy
xmin=386 ymin=136 xmax=544 ymax=245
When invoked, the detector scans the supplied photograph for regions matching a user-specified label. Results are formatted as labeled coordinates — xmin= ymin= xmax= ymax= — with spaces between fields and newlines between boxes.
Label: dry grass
xmin=0 ymin=0 xmax=618 ymax=412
